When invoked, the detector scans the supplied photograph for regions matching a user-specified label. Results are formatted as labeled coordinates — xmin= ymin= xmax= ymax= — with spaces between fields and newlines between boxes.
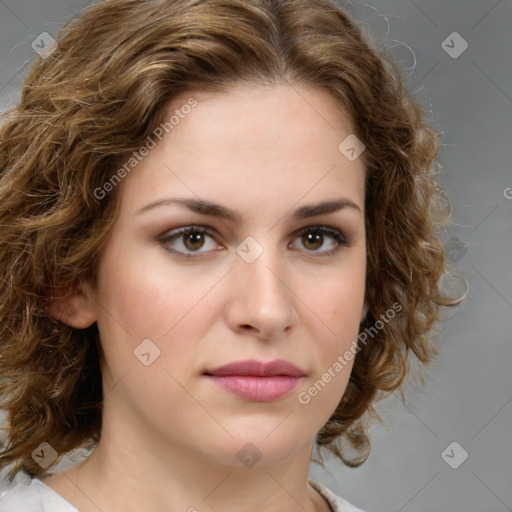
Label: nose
xmin=224 ymin=244 xmax=298 ymax=340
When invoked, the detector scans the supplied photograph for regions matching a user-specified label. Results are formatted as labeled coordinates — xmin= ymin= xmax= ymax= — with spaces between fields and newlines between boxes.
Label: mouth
xmin=203 ymin=359 xmax=306 ymax=402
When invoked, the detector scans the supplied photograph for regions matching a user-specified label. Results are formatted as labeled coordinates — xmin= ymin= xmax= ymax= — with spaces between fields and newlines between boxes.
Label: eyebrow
xmin=136 ymin=197 xmax=361 ymax=221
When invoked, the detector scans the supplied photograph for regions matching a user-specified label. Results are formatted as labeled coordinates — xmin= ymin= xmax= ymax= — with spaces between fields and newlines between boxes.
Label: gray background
xmin=0 ymin=1 xmax=511 ymax=511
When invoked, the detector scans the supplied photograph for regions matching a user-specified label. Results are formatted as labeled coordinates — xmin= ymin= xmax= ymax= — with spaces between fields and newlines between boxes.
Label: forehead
xmin=165 ymin=83 xmax=356 ymax=145
xmin=116 ymin=83 xmax=365 ymax=217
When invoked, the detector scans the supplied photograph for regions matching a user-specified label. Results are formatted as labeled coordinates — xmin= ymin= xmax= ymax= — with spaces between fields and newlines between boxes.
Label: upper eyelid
xmin=160 ymin=223 xmax=346 ymax=237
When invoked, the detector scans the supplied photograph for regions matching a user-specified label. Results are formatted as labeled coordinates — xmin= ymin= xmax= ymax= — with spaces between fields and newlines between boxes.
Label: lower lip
xmin=205 ymin=375 xmax=303 ymax=401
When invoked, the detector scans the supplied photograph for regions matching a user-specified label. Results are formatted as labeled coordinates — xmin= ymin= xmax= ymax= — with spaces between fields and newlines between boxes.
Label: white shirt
xmin=0 ymin=477 xmax=369 ymax=512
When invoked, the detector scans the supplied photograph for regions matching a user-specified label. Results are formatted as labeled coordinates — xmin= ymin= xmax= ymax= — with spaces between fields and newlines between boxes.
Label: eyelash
xmin=159 ymin=225 xmax=351 ymax=259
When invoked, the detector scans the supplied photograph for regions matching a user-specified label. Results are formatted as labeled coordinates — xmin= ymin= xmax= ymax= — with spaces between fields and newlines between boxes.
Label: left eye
xmin=160 ymin=225 xmax=348 ymax=258
xmin=290 ymin=226 xmax=348 ymax=255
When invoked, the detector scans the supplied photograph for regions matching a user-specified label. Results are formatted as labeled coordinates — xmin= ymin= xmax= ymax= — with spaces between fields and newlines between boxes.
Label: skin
xmin=43 ymin=83 xmax=367 ymax=512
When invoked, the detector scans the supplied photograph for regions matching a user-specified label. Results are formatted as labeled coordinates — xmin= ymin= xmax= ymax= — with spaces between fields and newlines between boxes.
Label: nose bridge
xmin=237 ymin=237 xmax=288 ymax=305
xmin=228 ymin=235 xmax=297 ymax=336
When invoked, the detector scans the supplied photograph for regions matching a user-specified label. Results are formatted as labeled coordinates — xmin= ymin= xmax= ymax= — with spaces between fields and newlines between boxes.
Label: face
xmin=78 ymin=83 xmax=367 ymax=468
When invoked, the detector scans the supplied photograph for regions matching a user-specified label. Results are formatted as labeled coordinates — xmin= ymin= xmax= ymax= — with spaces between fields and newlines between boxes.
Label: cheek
xmin=94 ymin=247 xmax=222 ymax=385
xmin=305 ymin=271 xmax=365 ymax=337
xmin=96 ymin=242 xmax=214 ymax=339
xmin=299 ymin=265 xmax=364 ymax=401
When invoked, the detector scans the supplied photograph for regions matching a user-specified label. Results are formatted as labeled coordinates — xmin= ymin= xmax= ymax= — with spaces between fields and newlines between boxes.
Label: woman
xmin=0 ymin=0 xmax=462 ymax=510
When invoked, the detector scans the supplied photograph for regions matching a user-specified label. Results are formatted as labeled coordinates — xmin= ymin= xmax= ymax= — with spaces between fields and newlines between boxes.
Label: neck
xmin=47 ymin=403 xmax=331 ymax=512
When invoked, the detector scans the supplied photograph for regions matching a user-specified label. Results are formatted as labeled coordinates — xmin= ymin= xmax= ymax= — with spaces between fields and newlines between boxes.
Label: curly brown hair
xmin=0 ymin=0 xmax=463 ymax=483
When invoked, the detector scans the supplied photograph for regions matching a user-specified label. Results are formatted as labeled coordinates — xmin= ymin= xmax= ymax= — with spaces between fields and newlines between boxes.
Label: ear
xmin=47 ymin=281 xmax=97 ymax=329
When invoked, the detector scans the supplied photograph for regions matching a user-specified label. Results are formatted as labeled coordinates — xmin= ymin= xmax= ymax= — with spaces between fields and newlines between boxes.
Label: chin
xmin=200 ymin=421 xmax=313 ymax=468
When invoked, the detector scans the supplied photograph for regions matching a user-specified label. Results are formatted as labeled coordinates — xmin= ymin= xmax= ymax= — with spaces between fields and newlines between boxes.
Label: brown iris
xmin=302 ymin=231 xmax=323 ymax=251
xmin=183 ymin=231 xmax=206 ymax=251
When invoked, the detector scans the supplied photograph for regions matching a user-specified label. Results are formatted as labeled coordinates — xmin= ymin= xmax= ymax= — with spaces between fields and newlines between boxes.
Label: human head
xmin=0 ymin=0 xmax=460 ymax=482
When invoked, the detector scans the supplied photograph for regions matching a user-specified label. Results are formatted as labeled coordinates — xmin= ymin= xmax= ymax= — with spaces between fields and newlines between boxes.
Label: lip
xmin=205 ymin=359 xmax=305 ymax=378
xmin=204 ymin=359 xmax=306 ymax=402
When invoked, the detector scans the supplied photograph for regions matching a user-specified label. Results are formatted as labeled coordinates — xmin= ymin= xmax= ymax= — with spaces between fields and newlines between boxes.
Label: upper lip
xmin=204 ymin=359 xmax=305 ymax=377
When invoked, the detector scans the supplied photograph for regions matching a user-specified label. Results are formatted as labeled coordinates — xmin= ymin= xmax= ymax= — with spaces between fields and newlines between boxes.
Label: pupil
xmin=304 ymin=232 xmax=322 ymax=250
xmin=185 ymin=231 xmax=204 ymax=250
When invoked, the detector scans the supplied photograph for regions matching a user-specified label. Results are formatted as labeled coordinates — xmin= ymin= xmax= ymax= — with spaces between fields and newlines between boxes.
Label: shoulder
xmin=0 ymin=478 xmax=78 ymax=512
xmin=309 ymin=479 xmax=370 ymax=512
